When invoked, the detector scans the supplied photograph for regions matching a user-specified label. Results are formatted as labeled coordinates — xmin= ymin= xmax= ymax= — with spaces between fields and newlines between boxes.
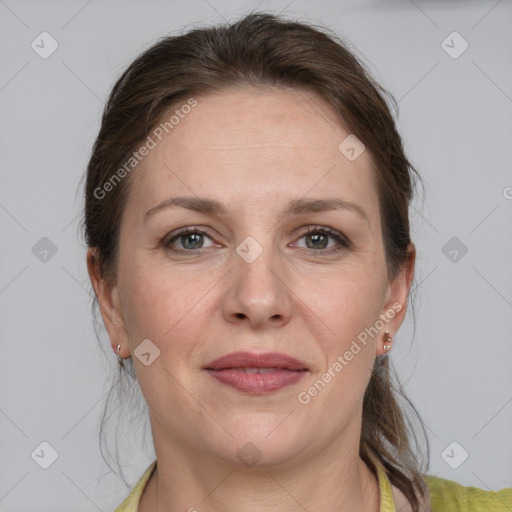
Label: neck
xmin=139 ymin=425 xmax=380 ymax=512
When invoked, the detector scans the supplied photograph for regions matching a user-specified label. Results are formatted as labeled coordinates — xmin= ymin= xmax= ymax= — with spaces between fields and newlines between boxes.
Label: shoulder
xmin=423 ymin=473 xmax=512 ymax=512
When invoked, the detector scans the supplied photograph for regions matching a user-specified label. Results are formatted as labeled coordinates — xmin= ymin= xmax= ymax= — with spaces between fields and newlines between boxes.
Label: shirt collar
xmin=366 ymin=449 xmax=431 ymax=512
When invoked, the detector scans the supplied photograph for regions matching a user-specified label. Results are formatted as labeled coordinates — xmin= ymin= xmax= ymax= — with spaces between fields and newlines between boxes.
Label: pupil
xmin=307 ymin=233 xmax=327 ymax=249
xmin=183 ymin=233 xmax=202 ymax=249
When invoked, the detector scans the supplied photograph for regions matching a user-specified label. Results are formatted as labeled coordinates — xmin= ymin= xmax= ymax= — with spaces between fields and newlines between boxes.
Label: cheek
xmin=295 ymin=264 xmax=384 ymax=342
xmin=119 ymin=259 xmax=216 ymax=351
xmin=305 ymin=281 xmax=379 ymax=405
xmin=294 ymin=264 xmax=384 ymax=402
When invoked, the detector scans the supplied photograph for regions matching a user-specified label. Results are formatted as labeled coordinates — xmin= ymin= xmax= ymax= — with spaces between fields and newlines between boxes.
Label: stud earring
xmin=383 ymin=331 xmax=393 ymax=352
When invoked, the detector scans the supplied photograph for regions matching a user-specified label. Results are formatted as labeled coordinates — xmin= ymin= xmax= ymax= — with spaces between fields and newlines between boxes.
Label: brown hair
xmin=83 ymin=12 xmax=429 ymax=509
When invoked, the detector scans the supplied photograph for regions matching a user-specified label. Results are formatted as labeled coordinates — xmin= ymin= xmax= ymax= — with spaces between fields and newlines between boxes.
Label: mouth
xmin=203 ymin=352 xmax=309 ymax=395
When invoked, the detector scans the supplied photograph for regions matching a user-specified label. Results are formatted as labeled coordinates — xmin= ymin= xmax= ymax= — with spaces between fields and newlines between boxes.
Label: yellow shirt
xmin=113 ymin=457 xmax=512 ymax=511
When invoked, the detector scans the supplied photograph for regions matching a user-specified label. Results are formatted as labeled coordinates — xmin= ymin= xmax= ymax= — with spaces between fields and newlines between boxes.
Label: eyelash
xmin=163 ymin=226 xmax=351 ymax=256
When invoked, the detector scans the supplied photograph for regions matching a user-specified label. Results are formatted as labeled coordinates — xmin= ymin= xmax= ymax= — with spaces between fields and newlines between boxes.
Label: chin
xmin=215 ymin=417 xmax=309 ymax=469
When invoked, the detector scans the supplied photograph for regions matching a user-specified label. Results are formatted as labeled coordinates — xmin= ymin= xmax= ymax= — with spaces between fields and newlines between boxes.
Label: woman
xmin=83 ymin=13 xmax=511 ymax=512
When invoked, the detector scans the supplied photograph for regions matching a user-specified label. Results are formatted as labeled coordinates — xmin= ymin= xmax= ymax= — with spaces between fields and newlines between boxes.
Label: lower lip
xmin=205 ymin=369 xmax=307 ymax=395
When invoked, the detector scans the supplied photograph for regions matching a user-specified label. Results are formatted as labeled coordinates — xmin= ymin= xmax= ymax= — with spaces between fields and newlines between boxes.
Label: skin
xmin=87 ymin=86 xmax=415 ymax=512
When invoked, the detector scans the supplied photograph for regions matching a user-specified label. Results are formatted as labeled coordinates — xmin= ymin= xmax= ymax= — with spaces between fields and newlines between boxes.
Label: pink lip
xmin=203 ymin=351 xmax=309 ymax=395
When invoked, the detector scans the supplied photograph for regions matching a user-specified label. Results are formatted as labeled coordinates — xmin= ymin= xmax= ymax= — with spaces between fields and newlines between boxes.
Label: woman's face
xmin=91 ymin=86 xmax=413 ymax=467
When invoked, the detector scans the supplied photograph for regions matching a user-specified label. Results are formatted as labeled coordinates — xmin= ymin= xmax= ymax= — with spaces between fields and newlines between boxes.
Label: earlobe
xmin=86 ymin=247 xmax=128 ymax=357
xmin=377 ymin=243 xmax=416 ymax=356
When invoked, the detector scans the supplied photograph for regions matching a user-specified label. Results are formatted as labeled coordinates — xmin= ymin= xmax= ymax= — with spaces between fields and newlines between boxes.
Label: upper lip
xmin=204 ymin=351 xmax=308 ymax=371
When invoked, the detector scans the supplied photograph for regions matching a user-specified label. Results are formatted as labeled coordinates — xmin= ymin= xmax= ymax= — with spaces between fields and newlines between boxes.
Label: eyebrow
xmin=144 ymin=195 xmax=368 ymax=223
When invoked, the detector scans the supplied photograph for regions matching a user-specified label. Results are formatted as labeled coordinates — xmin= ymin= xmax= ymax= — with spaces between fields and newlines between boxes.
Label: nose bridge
xmin=224 ymin=233 xmax=292 ymax=327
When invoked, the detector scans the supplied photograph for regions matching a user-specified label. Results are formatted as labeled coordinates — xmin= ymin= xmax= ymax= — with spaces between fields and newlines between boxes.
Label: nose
xmin=221 ymin=243 xmax=293 ymax=330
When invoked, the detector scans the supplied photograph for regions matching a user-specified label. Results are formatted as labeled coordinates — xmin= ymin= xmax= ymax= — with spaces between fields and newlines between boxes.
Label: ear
xmin=86 ymin=247 xmax=129 ymax=359
xmin=377 ymin=242 xmax=416 ymax=356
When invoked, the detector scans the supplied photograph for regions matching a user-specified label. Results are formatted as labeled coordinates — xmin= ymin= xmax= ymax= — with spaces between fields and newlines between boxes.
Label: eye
xmin=163 ymin=225 xmax=350 ymax=256
xmin=164 ymin=227 xmax=217 ymax=254
xmin=293 ymin=226 xmax=350 ymax=255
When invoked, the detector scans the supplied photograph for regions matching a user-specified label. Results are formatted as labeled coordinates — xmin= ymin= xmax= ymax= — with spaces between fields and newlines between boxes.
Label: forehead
xmin=127 ymin=87 xmax=379 ymax=222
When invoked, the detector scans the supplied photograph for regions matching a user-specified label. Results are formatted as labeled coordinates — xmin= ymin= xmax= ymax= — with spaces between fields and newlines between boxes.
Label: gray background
xmin=1 ymin=0 xmax=511 ymax=510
